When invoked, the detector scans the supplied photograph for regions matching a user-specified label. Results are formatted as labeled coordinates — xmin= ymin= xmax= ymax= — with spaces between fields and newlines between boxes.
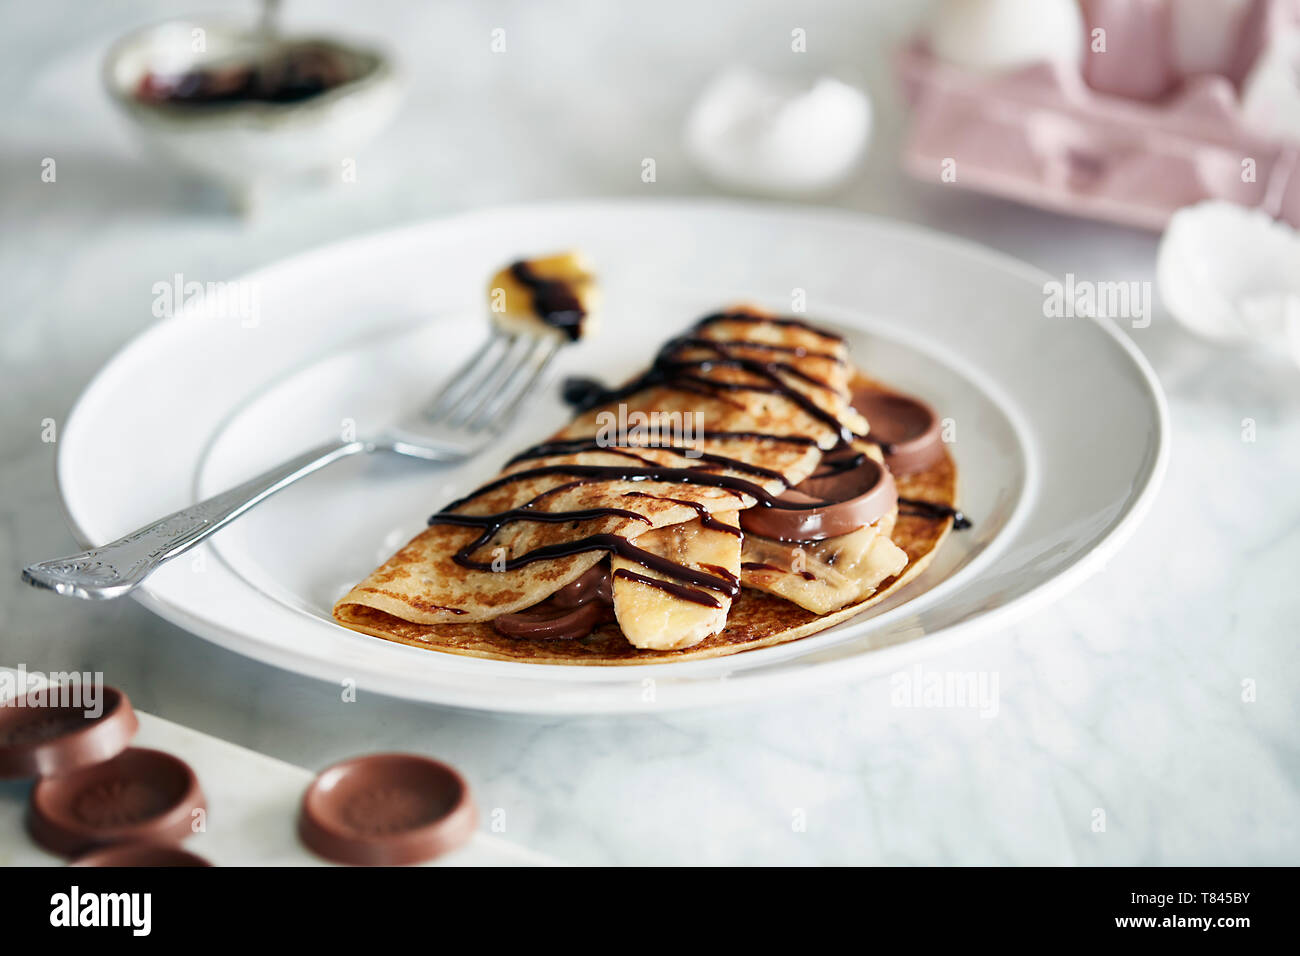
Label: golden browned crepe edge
xmin=334 ymin=519 xmax=949 ymax=664
xmin=332 ymin=374 xmax=959 ymax=665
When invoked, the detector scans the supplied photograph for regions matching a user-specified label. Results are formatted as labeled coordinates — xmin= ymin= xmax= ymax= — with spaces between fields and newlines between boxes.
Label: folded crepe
xmin=334 ymin=307 xmax=960 ymax=664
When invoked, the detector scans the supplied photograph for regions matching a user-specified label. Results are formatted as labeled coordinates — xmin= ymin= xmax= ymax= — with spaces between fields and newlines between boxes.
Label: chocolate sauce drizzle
xmin=695 ymin=311 xmax=845 ymax=341
xmin=427 ymin=309 xmax=966 ymax=629
xmin=430 ymin=527 xmax=742 ymax=599
xmin=700 ymin=563 xmax=739 ymax=583
xmin=509 ymin=261 xmax=586 ymax=340
xmin=811 ymin=450 xmax=868 ymax=478
xmin=898 ymin=497 xmax=973 ymax=530
xmin=430 ymin=604 xmax=468 ymax=616
xmin=629 ymin=356 xmax=852 ymax=441
xmin=620 ymin=492 xmax=744 ymax=536
xmin=675 ymin=336 xmax=845 ymax=364
xmin=612 ymin=569 xmax=723 ymax=608
xmin=559 ymin=311 xmax=853 ymax=442
xmin=440 ymin=462 xmax=839 ymax=515
xmin=562 ymin=376 xmax=615 ymax=411
xmin=507 ymin=432 xmax=817 ymax=485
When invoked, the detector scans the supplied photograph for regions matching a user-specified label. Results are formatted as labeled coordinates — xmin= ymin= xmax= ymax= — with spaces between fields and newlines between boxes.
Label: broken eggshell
xmin=1156 ymin=201 xmax=1300 ymax=366
xmin=684 ymin=69 xmax=871 ymax=197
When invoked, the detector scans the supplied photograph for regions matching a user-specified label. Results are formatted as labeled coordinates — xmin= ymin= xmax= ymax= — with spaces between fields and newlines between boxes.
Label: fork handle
xmin=23 ymin=439 xmax=366 ymax=600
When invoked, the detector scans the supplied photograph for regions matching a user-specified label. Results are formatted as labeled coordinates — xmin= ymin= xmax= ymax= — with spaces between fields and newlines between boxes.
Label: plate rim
xmin=52 ymin=197 xmax=1170 ymax=713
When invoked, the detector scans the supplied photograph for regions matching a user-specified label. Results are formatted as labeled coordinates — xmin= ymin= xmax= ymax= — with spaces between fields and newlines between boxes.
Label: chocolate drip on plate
xmin=898 ymin=497 xmax=972 ymax=530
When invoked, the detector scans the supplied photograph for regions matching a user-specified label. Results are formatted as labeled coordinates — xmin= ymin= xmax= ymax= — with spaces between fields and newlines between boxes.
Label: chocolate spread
xmin=491 ymin=564 xmax=613 ymax=640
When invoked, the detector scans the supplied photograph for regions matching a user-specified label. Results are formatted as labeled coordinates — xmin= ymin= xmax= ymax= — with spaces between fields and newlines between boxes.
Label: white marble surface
xmin=1 ymin=0 xmax=1297 ymax=865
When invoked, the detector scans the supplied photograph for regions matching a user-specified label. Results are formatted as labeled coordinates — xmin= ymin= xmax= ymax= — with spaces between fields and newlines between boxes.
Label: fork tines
xmin=426 ymin=330 xmax=562 ymax=434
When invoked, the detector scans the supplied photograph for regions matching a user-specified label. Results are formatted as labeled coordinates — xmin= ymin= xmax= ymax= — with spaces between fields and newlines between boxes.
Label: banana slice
xmin=488 ymin=251 xmax=600 ymax=341
xmin=612 ymin=512 xmax=741 ymax=650
xmin=741 ymin=521 xmax=908 ymax=615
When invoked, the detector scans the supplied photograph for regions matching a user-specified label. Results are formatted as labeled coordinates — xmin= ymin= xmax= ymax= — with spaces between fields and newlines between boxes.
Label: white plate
xmin=56 ymin=201 xmax=1167 ymax=713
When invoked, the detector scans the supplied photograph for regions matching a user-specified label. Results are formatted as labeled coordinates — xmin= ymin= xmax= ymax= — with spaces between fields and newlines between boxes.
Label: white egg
xmin=684 ymin=70 xmax=872 ymax=196
xmin=1157 ymin=201 xmax=1300 ymax=366
xmin=928 ymin=0 xmax=1084 ymax=72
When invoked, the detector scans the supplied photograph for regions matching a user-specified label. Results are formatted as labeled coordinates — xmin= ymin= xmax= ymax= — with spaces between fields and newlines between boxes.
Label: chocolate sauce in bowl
xmin=135 ymin=43 xmax=357 ymax=106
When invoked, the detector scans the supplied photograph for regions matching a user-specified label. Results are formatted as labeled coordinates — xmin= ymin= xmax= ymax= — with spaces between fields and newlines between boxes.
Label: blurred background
xmin=2 ymin=0 xmax=1298 ymax=864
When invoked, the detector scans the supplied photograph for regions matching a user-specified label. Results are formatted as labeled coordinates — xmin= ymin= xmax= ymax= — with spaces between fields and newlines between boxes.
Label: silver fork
xmin=23 ymin=327 xmax=565 ymax=600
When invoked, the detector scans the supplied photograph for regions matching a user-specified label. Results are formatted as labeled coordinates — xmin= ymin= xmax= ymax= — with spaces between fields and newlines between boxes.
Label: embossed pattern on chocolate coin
xmin=74 ymin=778 xmax=172 ymax=827
xmin=27 ymin=747 xmax=205 ymax=857
xmin=342 ymin=786 xmax=442 ymax=835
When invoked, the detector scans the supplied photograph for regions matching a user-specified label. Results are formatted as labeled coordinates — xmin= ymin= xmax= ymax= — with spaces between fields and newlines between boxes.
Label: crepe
xmin=335 ymin=309 xmax=848 ymax=624
xmin=334 ymin=310 xmax=960 ymax=664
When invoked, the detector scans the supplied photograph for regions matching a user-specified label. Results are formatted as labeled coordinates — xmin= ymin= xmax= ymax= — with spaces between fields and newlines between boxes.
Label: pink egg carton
xmin=897 ymin=0 xmax=1300 ymax=231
